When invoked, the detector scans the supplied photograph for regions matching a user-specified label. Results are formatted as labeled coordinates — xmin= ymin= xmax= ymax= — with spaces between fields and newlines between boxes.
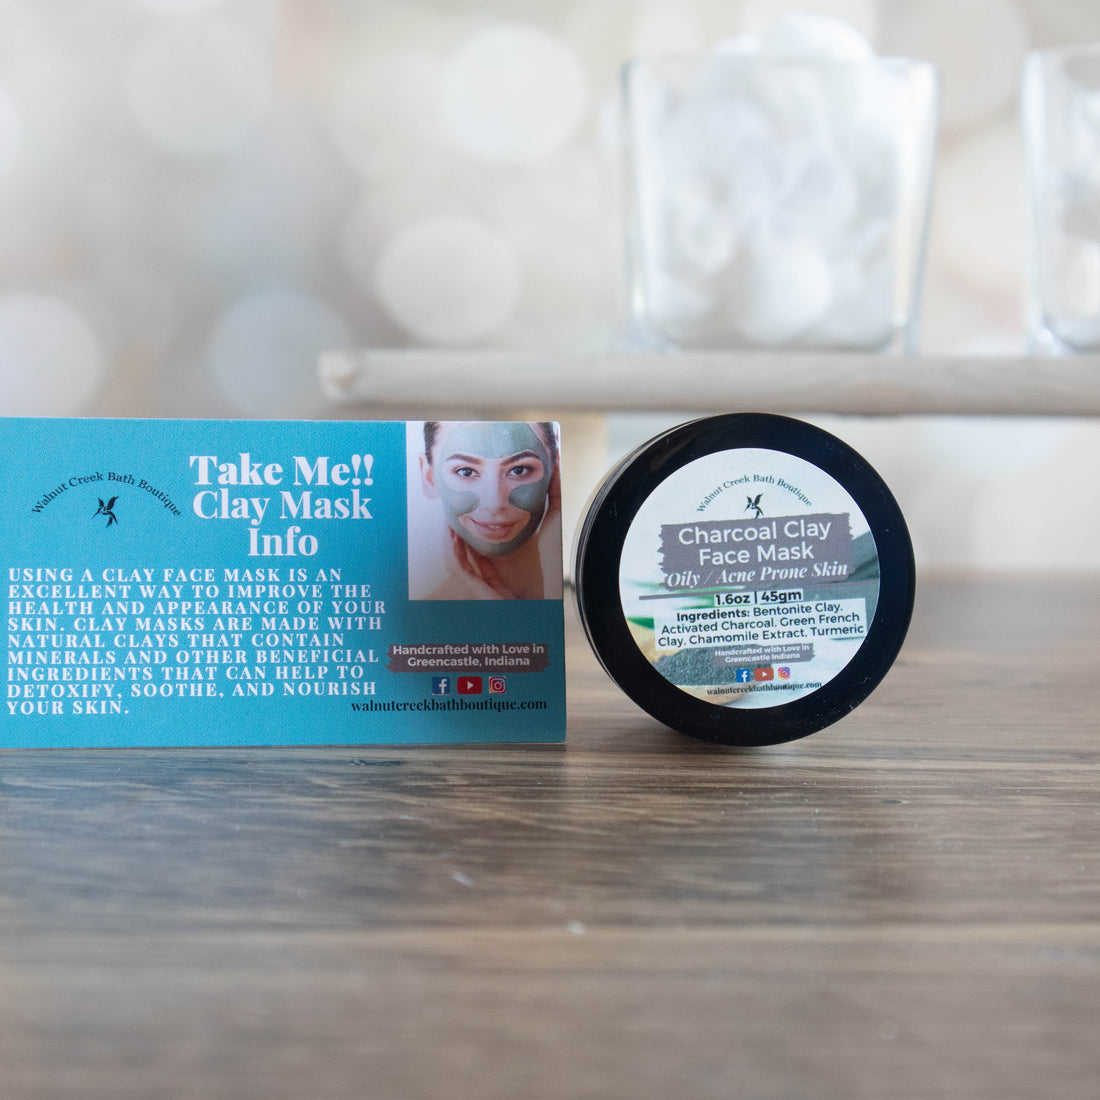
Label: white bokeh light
xmin=125 ymin=16 xmax=272 ymax=157
xmin=207 ymin=290 xmax=350 ymax=417
xmin=374 ymin=217 xmax=521 ymax=344
xmin=488 ymin=179 xmax=615 ymax=345
xmin=338 ymin=180 xmax=488 ymax=302
xmin=441 ymin=25 xmax=590 ymax=164
xmin=0 ymin=296 xmax=104 ymax=415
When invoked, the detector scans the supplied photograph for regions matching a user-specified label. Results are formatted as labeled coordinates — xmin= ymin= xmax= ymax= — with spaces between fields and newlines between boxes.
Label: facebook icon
xmin=735 ymin=668 xmax=753 ymax=683
xmin=431 ymin=676 xmax=451 ymax=696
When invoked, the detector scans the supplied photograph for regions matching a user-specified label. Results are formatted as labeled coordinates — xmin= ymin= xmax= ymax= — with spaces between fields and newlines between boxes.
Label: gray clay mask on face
xmin=436 ymin=423 xmax=552 ymax=557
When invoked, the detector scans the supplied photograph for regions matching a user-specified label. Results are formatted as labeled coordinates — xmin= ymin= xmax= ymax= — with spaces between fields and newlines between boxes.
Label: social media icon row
xmin=431 ymin=675 xmax=506 ymax=696
xmin=734 ymin=666 xmax=792 ymax=683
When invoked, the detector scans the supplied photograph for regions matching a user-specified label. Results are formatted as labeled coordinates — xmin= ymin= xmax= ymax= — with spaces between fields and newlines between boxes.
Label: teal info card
xmin=2 ymin=418 xmax=566 ymax=746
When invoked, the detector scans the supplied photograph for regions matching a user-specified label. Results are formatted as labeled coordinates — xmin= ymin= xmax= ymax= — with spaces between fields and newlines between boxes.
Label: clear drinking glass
xmin=1022 ymin=44 xmax=1100 ymax=354
xmin=621 ymin=54 xmax=939 ymax=352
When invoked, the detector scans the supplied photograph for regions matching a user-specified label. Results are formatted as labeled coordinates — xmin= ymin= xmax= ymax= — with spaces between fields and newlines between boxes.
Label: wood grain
xmin=0 ymin=575 xmax=1097 ymax=1099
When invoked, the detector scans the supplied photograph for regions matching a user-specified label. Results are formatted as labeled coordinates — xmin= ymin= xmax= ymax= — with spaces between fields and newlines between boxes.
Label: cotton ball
xmin=835 ymin=112 xmax=900 ymax=224
xmin=663 ymin=91 xmax=775 ymax=184
xmin=642 ymin=270 xmax=716 ymax=345
xmin=374 ymin=217 xmax=521 ymax=344
xmin=658 ymin=181 xmax=743 ymax=278
xmin=714 ymin=62 xmax=830 ymax=146
xmin=1051 ymin=317 xmax=1100 ymax=353
xmin=735 ymin=0 xmax=878 ymax=46
xmin=756 ymin=11 xmax=874 ymax=60
xmin=771 ymin=143 xmax=858 ymax=243
xmin=626 ymin=11 xmax=929 ymax=349
xmin=1039 ymin=236 xmax=1100 ymax=348
xmin=725 ymin=230 xmax=833 ymax=344
xmin=766 ymin=16 xmax=884 ymax=130
xmin=1059 ymin=169 xmax=1100 ymax=240
xmin=633 ymin=91 xmax=778 ymax=289
xmin=1082 ymin=89 xmax=1100 ymax=150
xmin=1058 ymin=90 xmax=1100 ymax=239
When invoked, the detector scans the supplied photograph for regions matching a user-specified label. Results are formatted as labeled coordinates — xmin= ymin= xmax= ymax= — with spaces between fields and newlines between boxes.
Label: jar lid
xmin=574 ymin=413 xmax=914 ymax=746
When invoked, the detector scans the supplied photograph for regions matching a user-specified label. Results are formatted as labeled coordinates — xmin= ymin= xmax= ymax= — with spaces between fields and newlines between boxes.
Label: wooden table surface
xmin=1 ymin=574 xmax=1097 ymax=1099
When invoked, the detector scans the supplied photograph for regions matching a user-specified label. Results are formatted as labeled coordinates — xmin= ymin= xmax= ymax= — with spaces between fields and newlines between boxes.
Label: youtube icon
xmin=457 ymin=676 xmax=483 ymax=695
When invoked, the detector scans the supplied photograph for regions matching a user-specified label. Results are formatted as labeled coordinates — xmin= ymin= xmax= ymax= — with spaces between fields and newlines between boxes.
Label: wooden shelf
xmin=320 ymin=349 xmax=1100 ymax=417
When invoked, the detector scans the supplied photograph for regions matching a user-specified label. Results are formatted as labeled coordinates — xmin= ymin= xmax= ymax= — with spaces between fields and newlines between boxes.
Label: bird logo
xmin=745 ymin=494 xmax=764 ymax=519
xmin=94 ymin=496 xmax=119 ymax=527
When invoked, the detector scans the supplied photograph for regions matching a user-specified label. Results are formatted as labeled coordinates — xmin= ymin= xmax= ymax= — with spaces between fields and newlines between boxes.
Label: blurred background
xmin=0 ymin=0 xmax=1098 ymax=570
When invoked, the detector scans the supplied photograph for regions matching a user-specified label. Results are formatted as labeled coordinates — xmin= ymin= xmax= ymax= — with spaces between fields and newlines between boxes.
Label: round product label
xmin=619 ymin=447 xmax=881 ymax=709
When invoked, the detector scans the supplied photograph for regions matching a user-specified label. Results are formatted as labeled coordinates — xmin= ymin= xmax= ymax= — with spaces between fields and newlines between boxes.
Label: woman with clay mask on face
xmin=417 ymin=421 xmax=562 ymax=600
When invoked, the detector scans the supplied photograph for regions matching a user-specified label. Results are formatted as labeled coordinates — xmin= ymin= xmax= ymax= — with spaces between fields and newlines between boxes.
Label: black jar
xmin=574 ymin=414 xmax=915 ymax=746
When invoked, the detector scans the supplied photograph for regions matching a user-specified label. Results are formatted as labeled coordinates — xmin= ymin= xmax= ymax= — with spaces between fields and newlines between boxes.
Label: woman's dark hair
xmin=423 ymin=421 xmax=558 ymax=466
